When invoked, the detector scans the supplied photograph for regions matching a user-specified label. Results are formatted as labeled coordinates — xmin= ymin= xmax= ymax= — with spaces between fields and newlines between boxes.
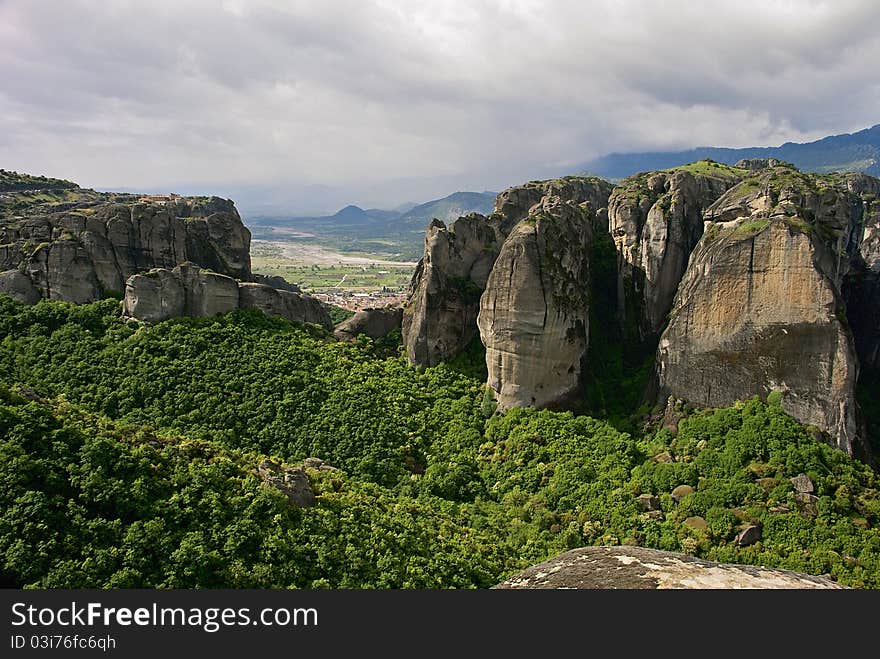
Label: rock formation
xmin=334 ymin=306 xmax=402 ymax=341
xmin=607 ymin=161 xmax=745 ymax=342
xmin=124 ymin=263 xmax=332 ymax=329
xmin=843 ymin=174 xmax=880 ymax=372
xmin=401 ymin=213 xmax=502 ymax=366
xmin=0 ymin=194 xmax=251 ymax=304
xmin=494 ymin=546 xmax=844 ymax=589
xmin=477 ymin=195 xmax=595 ymax=410
xmin=0 ymin=269 xmax=41 ymax=304
xmin=257 ymin=459 xmax=315 ymax=508
xmin=402 ymin=177 xmax=612 ymax=367
xmin=656 ymin=165 xmax=871 ymax=454
xmin=735 ymin=157 xmax=789 ymax=171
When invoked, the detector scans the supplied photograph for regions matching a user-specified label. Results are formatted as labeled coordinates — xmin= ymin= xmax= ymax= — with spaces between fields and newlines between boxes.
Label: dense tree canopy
xmin=0 ymin=297 xmax=877 ymax=588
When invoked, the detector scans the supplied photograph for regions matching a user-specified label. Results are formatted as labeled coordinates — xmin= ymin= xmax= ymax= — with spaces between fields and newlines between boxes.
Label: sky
xmin=2 ymin=0 xmax=880 ymax=214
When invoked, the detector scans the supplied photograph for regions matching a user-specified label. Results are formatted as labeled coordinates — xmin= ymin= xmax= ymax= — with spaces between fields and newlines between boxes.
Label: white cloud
xmin=1 ymin=0 xmax=878 ymax=211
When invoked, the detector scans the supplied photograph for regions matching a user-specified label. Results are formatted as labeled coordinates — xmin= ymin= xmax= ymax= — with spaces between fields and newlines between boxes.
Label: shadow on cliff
xmin=582 ymin=227 xmax=657 ymax=432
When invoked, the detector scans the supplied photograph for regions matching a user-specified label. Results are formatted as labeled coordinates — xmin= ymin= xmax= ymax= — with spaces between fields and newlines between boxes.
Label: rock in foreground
xmin=495 ymin=546 xmax=844 ymax=589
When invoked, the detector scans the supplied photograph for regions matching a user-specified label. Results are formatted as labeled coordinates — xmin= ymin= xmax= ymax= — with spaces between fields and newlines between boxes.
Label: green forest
xmin=1 ymin=296 xmax=879 ymax=588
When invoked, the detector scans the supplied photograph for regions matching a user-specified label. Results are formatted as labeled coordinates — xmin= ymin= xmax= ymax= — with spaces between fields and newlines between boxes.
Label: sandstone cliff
xmin=843 ymin=174 xmax=880 ymax=372
xmin=402 ymin=176 xmax=612 ymax=366
xmin=478 ymin=195 xmax=595 ymax=410
xmin=123 ymin=263 xmax=332 ymax=329
xmin=0 ymin=194 xmax=251 ymax=304
xmin=608 ymin=161 xmax=746 ymax=342
xmin=656 ymin=165 xmax=871 ymax=454
xmin=401 ymin=213 xmax=501 ymax=366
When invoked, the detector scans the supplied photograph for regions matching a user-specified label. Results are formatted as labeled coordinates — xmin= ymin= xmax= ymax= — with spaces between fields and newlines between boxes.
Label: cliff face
xmin=401 ymin=176 xmax=612 ymax=367
xmin=401 ymin=213 xmax=503 ymax=366
xmin=124 ymin=263 xmax=332 ymax=329
xmin=656 ymin=165 xmax=871 ymax=454
xmin=0 ymin=196 xmax=251 ymax=304
xmin=843 ymin=174 xmax=880 ymax=372
xmin=478 ymin=196 xmax=594 ymax=410
xmin=608 ymin=162 xmax=746 ymax=341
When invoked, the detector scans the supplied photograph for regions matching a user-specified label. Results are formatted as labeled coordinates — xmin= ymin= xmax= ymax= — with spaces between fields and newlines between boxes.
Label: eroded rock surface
xmin=478 ymin=195 xmax=595 ymax=410
xmin=495 ymin=546 xmax=844 ymax=589
xmin=257 ymin=459 xmax=316 ymax=508
xmin=334 ymin=306 xmax=402 ymax=341
xmin=608 ymin=161 xmax=745 ymax=341
xmin=0 ymin=194 xmax=252 ymax=304
xmin=656 ymin=165 xmax=871 ymax=454
xmin=124 ymin=263 xmax=331 ymax=328
xmin=402 ymin=177 xmax=612 ymax=367
xmin=0 ymin=269 xmax=41 ymax=304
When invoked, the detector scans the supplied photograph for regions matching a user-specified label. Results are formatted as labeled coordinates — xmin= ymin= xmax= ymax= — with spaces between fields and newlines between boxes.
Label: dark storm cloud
xmin=1 ymin=0 xmax=879 ymax=211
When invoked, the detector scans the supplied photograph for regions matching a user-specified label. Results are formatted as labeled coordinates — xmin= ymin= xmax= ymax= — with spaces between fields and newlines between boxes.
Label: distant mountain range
xmin=577 ymin=124 xmax=880 ymax=179
xmin=247 ymin=190 xmax=497 ymax=261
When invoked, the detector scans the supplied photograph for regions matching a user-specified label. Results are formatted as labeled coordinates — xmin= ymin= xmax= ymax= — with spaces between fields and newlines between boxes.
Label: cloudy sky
xmin=2 ymin=0 xmax=879 ymax=213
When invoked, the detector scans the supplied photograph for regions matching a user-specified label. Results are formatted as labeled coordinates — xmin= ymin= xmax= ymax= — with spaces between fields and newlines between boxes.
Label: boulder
xmin=671 ymin=484 xmax=695 ymax=502
xmin=636 ymin=494 xmax=661 ymax=511
xmin=257 ymin=459 xmax=315 ymax=508
xmin=790 ymin=473 xmax=814 ymax=494
xmin=795 ymin=492 xmax=819 ymax=516
xmin=334 ymin=306 xmax=402 ymax=341
xmin=735 ymin=524 xmax=762 ymax=547
xmin=494 ymin=546 xmax=844 ymax=589
xmin=0 ymin=269 xmax=41 ymax=304
xmin=124 ymin=263 xmax=331 ymax=328
xmin=683 ymin=516 xmax=708 ymax=531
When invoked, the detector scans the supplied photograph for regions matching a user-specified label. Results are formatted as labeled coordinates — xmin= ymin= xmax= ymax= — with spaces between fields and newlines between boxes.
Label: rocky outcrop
xmin=124 ymin=263 xmax=332 ymax=329
xmin=402 ymin=177 xmax=612 ymax=367
xmin=257 ymin=459 xmax=315 ymax=508
xmin=334 ymin=306 xmax=402 ymax=341
xmin=735 ymin=158 xmax=789 ymax=170
xmin=494 ymin=546 xmax=844 ymax=589
xmin=656 ymin=165 xmax=870 ymax=454
xmin=402 ymin=213 xmax=502 ymax=366
xmin=0 ymin=195 xmax=252 ymax=304
xmin=843 ymin=174 xmax=880 ymax=372
xmin=238 ymin=282 xmax=331 ymax=329
xmin=249 ymin=273 xmax=301 ymax=293
xmin=0 ymin=269 xmax=41 ymax=304
xmin=477 ymin=195 xmax=595 ymax=410
xmin=608 ymin=161 xmax=745 ymax=342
